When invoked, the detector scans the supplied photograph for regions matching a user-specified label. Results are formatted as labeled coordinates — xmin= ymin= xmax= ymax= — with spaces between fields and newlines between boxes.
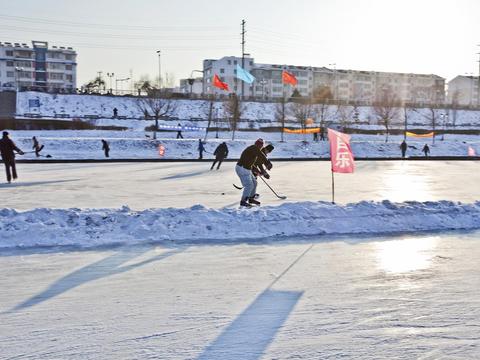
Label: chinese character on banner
xmin=328 ymin=128 xmax=355 ymax=173
xmin=158 ymin=144 xmax=165 ymax=157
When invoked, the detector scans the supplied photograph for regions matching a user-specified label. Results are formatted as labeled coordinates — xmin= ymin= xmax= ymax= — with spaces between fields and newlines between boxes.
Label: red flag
xmin=158 ymin=144 xmax=165 ymax=157
xmin=282 ymin=70 xmax=298 ymax=86
xmin=328 ymin=128 xmax=355 ymax=173
xmin=213 ymin=74 xmax=229 ymax=91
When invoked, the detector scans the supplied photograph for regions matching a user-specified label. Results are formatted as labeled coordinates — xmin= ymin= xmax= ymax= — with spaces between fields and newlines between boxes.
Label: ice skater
xmin=250 ymin=144 xmax=275 ymax=201
xmin=235 ymin=138 xmax=272 ymax=207
xmin=422 ymin=144 xmax=430 ymax=157
xmin=0 ymin=131 xmax=24 ymax=183
xmin=101 ymin=139 xmax=110 ymax=158
xmin=400 ymin=140 xmax=407 ymax=158
xmin=211 ymin=142 xmax=228 ymax=170
xmin=198 ymin=139 xmax=205 ymax=159
xmin=32 ymin=136 xmax=44 ymax=157
xmin=176 ymin=123 xmax=184 ymax=139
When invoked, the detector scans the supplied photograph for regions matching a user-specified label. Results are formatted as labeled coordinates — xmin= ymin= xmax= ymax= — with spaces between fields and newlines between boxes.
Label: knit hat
xmin=255 ymin=138 xmax=264 ymax=147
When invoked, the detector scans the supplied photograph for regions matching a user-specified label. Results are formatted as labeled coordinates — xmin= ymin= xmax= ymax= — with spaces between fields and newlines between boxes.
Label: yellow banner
xmin=406 ymin=131 xmax=434 ymax=138
xmin=284 ymin=127 xmax=320 ymax=134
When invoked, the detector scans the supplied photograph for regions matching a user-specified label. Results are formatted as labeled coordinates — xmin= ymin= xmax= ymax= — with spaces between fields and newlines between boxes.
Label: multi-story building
xmin=0 ymin=40 xmax=77 ymax=92
xmin=447 ymin=75 xmax=479 ymax=106
xmin=201 ymin=55 xmax=445 ymax=104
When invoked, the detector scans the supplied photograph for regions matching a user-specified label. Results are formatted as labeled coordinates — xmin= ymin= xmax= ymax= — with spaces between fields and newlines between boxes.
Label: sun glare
xmin=375 ymin=237 xmax=438 ymax=274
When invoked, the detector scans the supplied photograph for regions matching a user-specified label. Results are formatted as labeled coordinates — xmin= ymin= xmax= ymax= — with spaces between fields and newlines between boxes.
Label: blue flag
xmin=236 ymin=64 xmax=255 ymax=84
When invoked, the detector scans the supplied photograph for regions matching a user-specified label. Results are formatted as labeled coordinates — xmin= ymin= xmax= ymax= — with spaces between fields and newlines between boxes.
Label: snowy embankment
xmin=2 ymin=200 xmax=480 ymax=249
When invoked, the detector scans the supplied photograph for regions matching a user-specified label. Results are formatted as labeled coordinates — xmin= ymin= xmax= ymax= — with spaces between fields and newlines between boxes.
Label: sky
xmin=1 ymin=0 xmax=479 ymax=87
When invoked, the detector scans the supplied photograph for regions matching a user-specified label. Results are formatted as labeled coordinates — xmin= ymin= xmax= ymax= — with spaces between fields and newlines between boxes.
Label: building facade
xmin=201 ymin=56 xmax=445 ymax=105
xmin=447 ymin=75 xmax=479 ymax=106
xmin=0 ymin=40 xmax=77 ymax=92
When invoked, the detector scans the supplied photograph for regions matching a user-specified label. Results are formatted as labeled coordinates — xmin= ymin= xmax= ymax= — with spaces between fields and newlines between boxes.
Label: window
xmin=6 ymin=50 xmax=13 ymax=56
xmin=49 ymin=73 xmax=64 ymax=80
xmin=6 ymin=71 xmax=14 ymax=78
xmin=6 ymin=61 xmax=14 ymax=67
xmin=227 ymin=60 xmax=231 ymax=65
xmin=220 ymin=68 xmax=225 ymax=74
xmin=234 ymin=60 xmax=237 ymax=65
xmin=250 ymin=61 xmax=253 ymax=66
xmin=65 ymin=54 xmax=74 ymax=60
xmin=66 ymin=74 xmax=73 ymax=81
xmin=65 ymin=65 xmax=72 ymax=71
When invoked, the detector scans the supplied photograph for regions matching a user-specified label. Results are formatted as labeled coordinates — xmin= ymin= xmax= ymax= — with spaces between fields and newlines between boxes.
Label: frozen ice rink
xmin=1 ymin=161 xmax=480 ymax=359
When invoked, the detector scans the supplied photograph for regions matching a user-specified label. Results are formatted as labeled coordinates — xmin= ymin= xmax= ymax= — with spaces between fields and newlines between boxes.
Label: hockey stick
xmin=259 ymin=176 xmax=287 ymax=200
xmin=21 ymin=151 xmax=52 ymax=158
xmin=233 ymin=183 xmax=243 ymax=190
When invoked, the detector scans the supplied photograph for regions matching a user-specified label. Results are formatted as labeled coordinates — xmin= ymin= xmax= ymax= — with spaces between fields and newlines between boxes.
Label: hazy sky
xmin=1 ymin=0 xmax=479 ymax=87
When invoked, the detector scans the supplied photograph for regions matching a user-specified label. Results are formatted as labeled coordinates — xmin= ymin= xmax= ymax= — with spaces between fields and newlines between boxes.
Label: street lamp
xmin=329 ymin=63 xmax=337 ymax=101
xmin=14 ymin=67 xmax=24 ymax=116
xmin=156 ymin=50 xmax=161 ymax=89
xmin=440 ymin=113 xmax=448 ymax=141
xmin=115 ymin=77 xmax=130 ymax=95
xmin=106 ymin=72 xmax=114 ymax=94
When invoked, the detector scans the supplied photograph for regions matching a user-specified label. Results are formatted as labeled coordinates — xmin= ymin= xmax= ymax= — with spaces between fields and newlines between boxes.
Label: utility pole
xmin=477 ymin=46 xmax=480 ymax=108
xmin=241 ymin=19 xmax=246 ymax=99
xmin=156 ymin=50 xmax=161 ymax=89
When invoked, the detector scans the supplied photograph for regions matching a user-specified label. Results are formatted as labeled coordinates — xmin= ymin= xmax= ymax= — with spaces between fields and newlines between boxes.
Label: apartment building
xmin=201 ymin=56 xmax=445 ymax=104
xmin=0 ymin=40 xmax=77 ymax=92
xmin=447 ymin=75 xmax=479 ymax=106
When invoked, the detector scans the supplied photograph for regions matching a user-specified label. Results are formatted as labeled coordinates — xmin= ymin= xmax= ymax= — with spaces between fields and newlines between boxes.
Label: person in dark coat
xmin=176 ymin=123 xmax=184 ymax=139
xmin=320 ymin=128 xmax=326 ymax=141
xmin=235 ymin=138 xmax=272 ymax=207
xmin=211 ymin=142 xmax=229 ymax=170
xmin=198 ymin=139 xmax=205 ymax=159
xmin=0 ymin=131 xmax=24 ymax=183
xmin=113 ymin=107 xmax=118 ymax=119
xmin=422 ymin=144 xmax=430 ymax=157
xmin=400 ymin=140 xmax=407 ymax=158
xmin=32 ymin=136 xmax=44 ymax=157
xmin=250 ymin=144 xmax=275 ymax=200
xmin=101 ymin=139 xmax=110 ymax=158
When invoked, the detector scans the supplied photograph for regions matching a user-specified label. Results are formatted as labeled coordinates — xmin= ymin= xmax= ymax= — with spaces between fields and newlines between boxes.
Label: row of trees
xmin=135 ymin=86 xmax=460 ymax=143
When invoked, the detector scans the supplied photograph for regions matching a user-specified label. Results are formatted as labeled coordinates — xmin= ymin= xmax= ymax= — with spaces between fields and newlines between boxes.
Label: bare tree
xmin=274 ymin=96 xmax=288 ymax=142
xmin=224 ymin=94 xmax=242 ymax=140
xmin=373 ymin=89 xmax=399 ymax=142
xmin=137 ymin=91 xmax=177 ymax=139
xmin=82 ymin=76 xmax=105 ymax=94
xmin=290 ymin=98 xmax=313 ymax=142
xmin=336 ymin=103 xmax=353 ymax=133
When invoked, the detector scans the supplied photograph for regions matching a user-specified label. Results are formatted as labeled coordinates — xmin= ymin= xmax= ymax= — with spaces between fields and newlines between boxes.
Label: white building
xmin=447 ymin=75 xmax=479 ymax=106
xmin=0 ymin=40 xmax=77 ymax=92
xmin=179 ymin=77 xmax=203 ymax=95
xmin=201 ymin=55 xmax=445 ymax=104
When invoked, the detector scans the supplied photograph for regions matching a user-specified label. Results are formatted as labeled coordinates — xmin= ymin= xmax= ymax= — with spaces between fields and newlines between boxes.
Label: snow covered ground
xmin=1 ymin=160 xmax=480 ymax=249
xmin=5 ymin=129 xmax=480 ymax=159
xmin=1 ymin=233 xmax=479 ymax=359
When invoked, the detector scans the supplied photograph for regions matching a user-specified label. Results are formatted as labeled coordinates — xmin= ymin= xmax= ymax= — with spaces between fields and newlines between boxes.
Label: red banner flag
xmin=158 ymin=144 xmax=165 ymax=157
xmin=282 ymin=70 xmax=298 ymax=86
xmin=328 ymin=128 xmax=355 ymax=173
xmin=213 ymin=74 xmax=229 ymax=91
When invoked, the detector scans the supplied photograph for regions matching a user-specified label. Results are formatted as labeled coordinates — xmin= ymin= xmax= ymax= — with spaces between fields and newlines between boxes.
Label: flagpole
xmin=331 ymin=170 xmax=335 ymax=204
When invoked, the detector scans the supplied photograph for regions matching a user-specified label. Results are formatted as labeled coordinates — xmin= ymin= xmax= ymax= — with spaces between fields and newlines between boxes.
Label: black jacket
xmin=0 ymin=137 xmax=22 ymax=161
xmin=237 ymin=145 xmax=271 ymax=170
xmin=214 ymin=143 xmax=228 ymax=158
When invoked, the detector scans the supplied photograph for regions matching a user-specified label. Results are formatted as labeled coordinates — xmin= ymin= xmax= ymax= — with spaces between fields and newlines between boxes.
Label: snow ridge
xmin=1 ymin=200 xmax=480 ymax=249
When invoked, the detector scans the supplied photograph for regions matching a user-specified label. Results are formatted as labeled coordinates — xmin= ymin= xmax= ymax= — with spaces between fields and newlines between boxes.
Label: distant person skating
xmin=400 ymin=140 xmax=407 ymax=158
xmin=101 ymin=139 xmax=110 ymax=158
xmin=313 ymin=132 xmax=318 ymax=141
xmin=0 ymin=131 xmax=24 ymax=183
xmin=198 ymin=139 xmax=206 ymax=159
xmin=422 ymin=144 xmax=430 ymax=157
xmin=211 ymin=142 xmax=229 ymax=170
xmin=235 ymin=138 xmax=272 ymax=207
xmin=32 ymin=136 xmax=44 ymax=157
xmin=320 ymin=128 xmax=326 ymax=141
xmin=176 ymin=123 xmax=184 ymax=139
xmin=113 ymin=107 xmax=118 ymax=119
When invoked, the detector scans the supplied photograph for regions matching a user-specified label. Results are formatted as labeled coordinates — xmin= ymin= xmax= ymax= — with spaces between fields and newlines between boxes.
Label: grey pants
xmin=235 ymin=165 xmax=257 ymax=201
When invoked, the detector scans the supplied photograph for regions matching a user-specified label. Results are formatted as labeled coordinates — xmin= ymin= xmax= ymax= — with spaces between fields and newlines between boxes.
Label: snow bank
xmin=2 ymin=200 xmax=480 ymax=249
